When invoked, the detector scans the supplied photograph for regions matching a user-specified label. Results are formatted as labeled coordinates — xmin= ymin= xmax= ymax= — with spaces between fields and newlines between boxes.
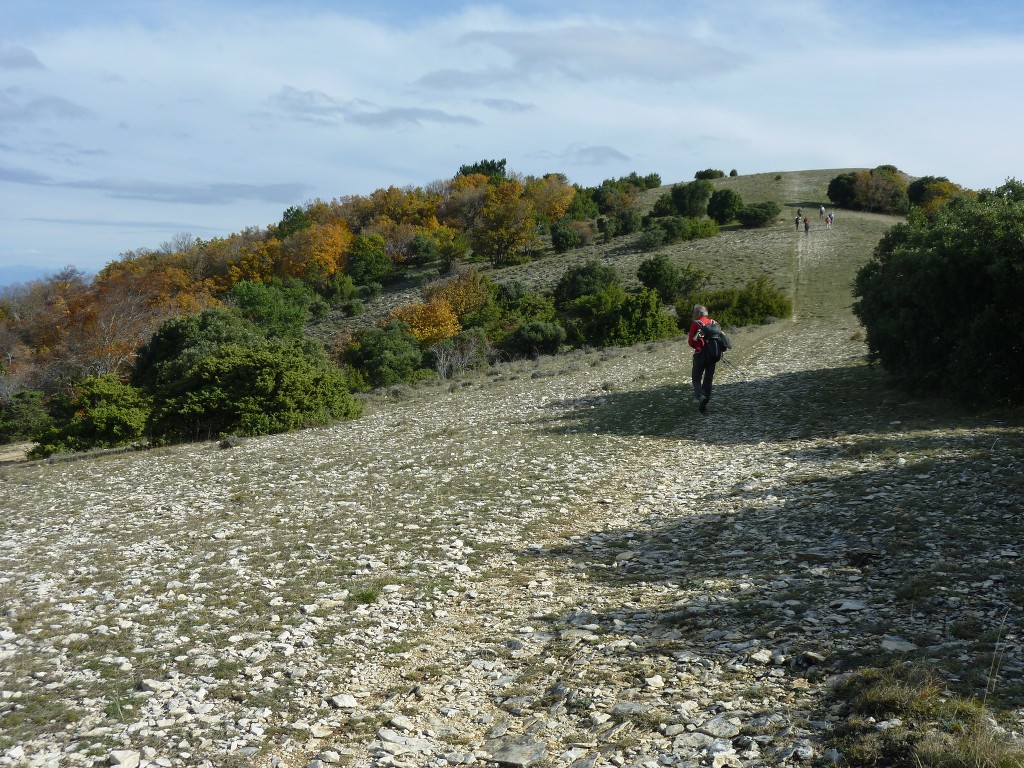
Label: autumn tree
xmin=389 ymin=300 xmax=461 ymax=347
xmin=471 ymin=180 xmax=538 ymax=267
xmin=524 ymin=174 xmax=576 ymax=226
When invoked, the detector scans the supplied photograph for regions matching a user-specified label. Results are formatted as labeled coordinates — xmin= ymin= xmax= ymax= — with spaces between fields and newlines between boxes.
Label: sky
xmin=2 ymin=0 xmax=1023 ymax=280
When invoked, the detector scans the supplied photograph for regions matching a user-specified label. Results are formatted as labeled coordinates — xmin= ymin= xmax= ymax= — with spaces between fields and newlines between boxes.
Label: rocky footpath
xmin=2 ymin=225 xmax=1023 ymax=767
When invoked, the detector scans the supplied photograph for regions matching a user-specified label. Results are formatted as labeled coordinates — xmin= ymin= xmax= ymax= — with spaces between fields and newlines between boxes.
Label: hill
xmin=2 ymin=171 xmax=1023 ymax=768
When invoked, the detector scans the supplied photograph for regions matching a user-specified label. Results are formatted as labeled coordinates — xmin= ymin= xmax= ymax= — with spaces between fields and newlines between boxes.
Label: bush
xmin=345 ymin=233 xmax=393 ymax=284
xmin=553 ymin=260 xmax=620 ymax=307
xmin=503 ymin=320 xmax=567 ymax=358
xmin=694 ymin=168 xmax=725 ymax=180
xmin=134 ymin=308 xmax=360 ymax=444
xmin=707 ymin=189 xmax=745 ymax=224
xmin=680 ymin=275 xmax=791 ymax=328
xmin=30 ymin=375 xmax=150 ymax=458
xmin=228 ymin=278 xmax=326 ymax=339
xmin=343 ymin=321 xmax=428 ymax=390
xmin=736 ymin=201 xmax=781 ymax=228
xmin=853 ymin=184 xmax=1024 ymax=404
xmin=550 ymin=218 xmax=583 ymax=253
xmin=145 ymin=339 xmax=358 ymax=443
xmin=561 ymin=285 xmax=676 ymax=347
xmin=0 ymin=390 xmax=51 ymax=443
xmin=670 ymin=179 xmax=714 ymax=217
xmin=637 ymin=254 xmax=682 ymax=303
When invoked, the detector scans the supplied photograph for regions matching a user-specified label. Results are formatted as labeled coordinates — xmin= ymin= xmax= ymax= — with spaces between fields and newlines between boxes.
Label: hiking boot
xmin=699 ymin=396 xmax=709 ymax=414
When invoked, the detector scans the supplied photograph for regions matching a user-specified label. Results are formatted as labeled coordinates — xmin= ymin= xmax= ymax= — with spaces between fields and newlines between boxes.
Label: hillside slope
xmin=2 ymin=177 xmax=1023 ymax=768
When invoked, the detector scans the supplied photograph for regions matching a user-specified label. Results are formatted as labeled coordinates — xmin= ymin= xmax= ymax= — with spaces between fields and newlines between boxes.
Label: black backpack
xmin=697 ymin=320 xmax=730 ymax=363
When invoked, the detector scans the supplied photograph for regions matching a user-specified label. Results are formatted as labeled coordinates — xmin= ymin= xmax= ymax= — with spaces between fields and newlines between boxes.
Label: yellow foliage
xmin=278 ymin=220 xmax=354 ymax=279
xmin=389 ymin=300 xmax=461 ymax=347
xmin=525 ymin=174 xmax=576 ymax=223
xmin=424 ymin=269 xmax=490 ymax=319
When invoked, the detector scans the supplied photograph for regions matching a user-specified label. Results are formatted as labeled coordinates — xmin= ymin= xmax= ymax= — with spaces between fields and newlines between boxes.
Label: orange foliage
xmin=389 ymin=300 xmax=461 ymax=347
xmin=277 ymin=220 xmax=354 ymax=280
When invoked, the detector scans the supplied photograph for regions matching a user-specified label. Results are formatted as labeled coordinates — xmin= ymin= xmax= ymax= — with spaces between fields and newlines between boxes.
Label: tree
xmin=853 ymin=186 xmax=1024 ymax=404
xmin=670 ymin=179 xmax=714 ymax=217
xmin=458 ymin=158 xmax=507 ymax=183
xmin=276 ymin=205 xmax=312 ymax=238
xmin=694 ymin=169 xmax=725 ymax=180
xmin=524 ymin=174 xmax=576 ymax=225
xmin=471 ymin=181 xmax=538 ymax=267
xmin=345 ymin=233 xmax=392 ymax=284
xmin=707 ymin=189 xmax=745 ymax=225
xmin=389 ymin=300 xmax=461 ymax=347
xmin=827 ymin=172 xmax=857 ymax=208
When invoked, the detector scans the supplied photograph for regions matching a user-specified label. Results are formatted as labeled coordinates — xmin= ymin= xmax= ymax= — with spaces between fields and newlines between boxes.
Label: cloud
xmin=533 ymin=144 xmax=632 ymax=167
xmin=268 ymin=86 xmax=478 ymax=128
xmin=0 ymin=89 xmax=93 ymax=123
xmin=476 ymin=97 xmax=536 ymax=113
xmin=0 ymin=163 xmax=54 ymax=184
xmin=63 ymin=178 xmax=309 ymax=205
xmin=418 ymin=23 xmax=743 ymax=90
xmin=0 ymin=162 xmax=307 ymax=205
xmin=0 ymin=44 xmax=44 ymax=70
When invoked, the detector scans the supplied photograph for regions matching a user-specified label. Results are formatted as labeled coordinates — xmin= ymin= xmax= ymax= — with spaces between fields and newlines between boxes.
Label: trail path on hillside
xmin=2 ymin=214 xmax=1022 ymax=768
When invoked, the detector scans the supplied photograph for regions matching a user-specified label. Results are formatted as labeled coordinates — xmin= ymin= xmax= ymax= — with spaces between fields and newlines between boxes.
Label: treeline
xmin=0 ymin=161 xmax=790 ymax=455
xmin=827 ymin=164 xmax=975 ymax=215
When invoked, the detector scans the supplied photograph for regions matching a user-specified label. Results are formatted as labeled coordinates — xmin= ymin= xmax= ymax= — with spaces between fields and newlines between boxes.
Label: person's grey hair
xmin=693 ymin=304 xmax=708 ymax=317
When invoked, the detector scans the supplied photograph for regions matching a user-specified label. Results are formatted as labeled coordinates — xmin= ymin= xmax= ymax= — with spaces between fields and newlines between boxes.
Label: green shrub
xmin=736 ymin=201 xmax=781 ymax=228
xmin=228 ymin=278 xmax=326 ymax=339
xmin=637 ymin=254 xmax=682 ymax=303
xmin=670 ymin=179 xmax=714 ymax=217
xmin=0 ymin=390 xmax=51 ymax=443
xmin=343 ymin=321 xmax=428 ymax=390
xmin=30 ymin=375 xmax=150 ymax=458
xmin=853 ymin=182 xmax=1024 ymax=404
xmin=680 ymin=275 xmax=791 ymax=328
xmin=707 ymin=189 xmax=745 ymax=224
xmin=694 ymin=168 xmax=725 ymax=180
xmin=553 ymin=260 xmax=620 ymax=308
xmin=146 ymin=339 xmax=359 ymax=443
xmin=550 ymin=218 xmax=583 ymax=253
xmin=561 ymin=285 xmax=676 ymax=347
xmin=504 ymin=320 xmax=567 ymax=358
xmin=345 ymin=234 xmax=393 ymax=285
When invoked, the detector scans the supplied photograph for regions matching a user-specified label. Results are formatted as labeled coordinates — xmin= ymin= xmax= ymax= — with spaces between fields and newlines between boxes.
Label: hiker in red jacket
xmin=688 ymin=304 xmax=718 ymax=415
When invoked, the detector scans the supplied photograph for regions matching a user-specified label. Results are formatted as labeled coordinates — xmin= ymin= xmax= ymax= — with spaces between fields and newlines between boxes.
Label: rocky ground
xmin=2 ymin=221 xmax=1022 ymax=768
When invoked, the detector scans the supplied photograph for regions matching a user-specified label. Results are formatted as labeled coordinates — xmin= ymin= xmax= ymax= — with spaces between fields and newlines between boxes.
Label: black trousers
xmin=692 ymin=353 xmax=716 ymax=400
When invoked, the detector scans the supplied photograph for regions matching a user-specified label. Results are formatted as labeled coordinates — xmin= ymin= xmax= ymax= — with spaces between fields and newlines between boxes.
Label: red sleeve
xmin=688 ymin=321 xmax=704 ymax=352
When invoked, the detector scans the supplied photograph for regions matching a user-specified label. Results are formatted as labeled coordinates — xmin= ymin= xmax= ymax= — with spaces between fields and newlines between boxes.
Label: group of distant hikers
xmin=795 ymin=204 xmax=834 ymax=234
xmin=687 ymin=201 xmax=835 ymax=416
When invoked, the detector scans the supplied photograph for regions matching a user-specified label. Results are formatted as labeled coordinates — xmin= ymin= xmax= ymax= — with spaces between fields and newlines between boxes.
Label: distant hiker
xmin=826 ymin=212 xmax=833 ymax=229
xmin=688 ymin=304 xmax=729 ymax=415
xmin=795 ymin=214 xmax=801 ymax=230
xmin=797 ymin=208 xmax=802 ymax=218
xmin=804 ymin=217 xmax=810 ymax=235
xmin=819 ymin=204 xmax=826 ymax=219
